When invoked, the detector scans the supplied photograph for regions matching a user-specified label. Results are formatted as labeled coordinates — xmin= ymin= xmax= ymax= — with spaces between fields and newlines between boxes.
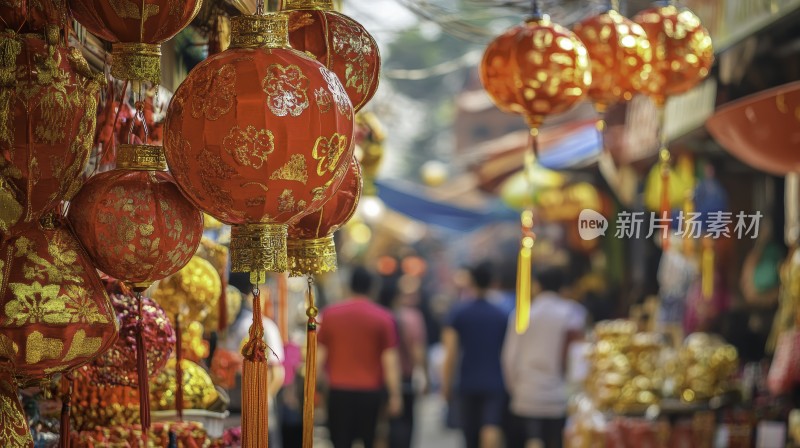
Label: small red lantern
xmin=287 ymin=158 xmax=361 ymax=276
xmin=633 ymin=4 xmax=713 ymax=107
xmin=164 ymin=13 xmax=355 ymax=276
xmin=480 ymin=14 xmax=591 ymax=129
xmin=283 ymin=0 xmax=380 ymax=112
xmin=0 ymin=0 xmax=67 ymax=32
xmin=68 ymin=145 xmax=203 ymax=290
xmin=0 ymin=30 xmax=102 ymax=240
xmin=0 ymin=215 xmax=117 ymax=384
xmin=573 ymin=8 xmax=652 ymax=112
xmin=68 ymin=0 xmax=202 ymax=83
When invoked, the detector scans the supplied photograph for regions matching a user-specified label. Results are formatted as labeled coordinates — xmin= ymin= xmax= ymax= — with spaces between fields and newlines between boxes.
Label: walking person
xmin=502 ymin=266 xmax=587 ymax=448
xmin=317 ymin=266 xmax=403 ymax=448
xmin=442 ymin=261 xmax=509 ymax=448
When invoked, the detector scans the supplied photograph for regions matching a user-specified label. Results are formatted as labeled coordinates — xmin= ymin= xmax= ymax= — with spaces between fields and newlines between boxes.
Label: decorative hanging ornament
xmin=0 ymin=215 xmax=117 ymax=385
xmin=283 ymin=0 xmax=380 ymax=112
xmin=68 ymin=0 xmax=203 ymax=83
xmin=152 ymin=255 xmax=221 ymax=324
xmin=195 ymin=237 xmax=232 ymax=332
xmin=164 ymin=12 xmax=355 ymax=279
xmin=0 ymin=29 xmax=102 ymax=239
xmin=149 ymin=358 xmax=221 ymax=411
xmin=68 ymin=144 xmax=203 ymax=291
xmin=633 ymin=2 xmax=713 ymax=107
xmin=0 ymin=0 xmax=67 ymax=32
xmin=573 ymin=6 xmax=652 ymax=113
xmin=480 ymin=11 xmax=591 ymax=130
xmin=288 ymin=158 xmax=361 ymax=276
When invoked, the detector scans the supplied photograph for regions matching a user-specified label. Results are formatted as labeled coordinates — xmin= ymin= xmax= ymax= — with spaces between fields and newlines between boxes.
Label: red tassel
xmin=302 ymin=277 xmax=319 ymax=448
xmin=135 ymin=293 xmax=151 ymax=444
xmin=175 ymin=313 xmax=184 ymax=422
xmin=58 ymin=374 xmax=73 ymax=448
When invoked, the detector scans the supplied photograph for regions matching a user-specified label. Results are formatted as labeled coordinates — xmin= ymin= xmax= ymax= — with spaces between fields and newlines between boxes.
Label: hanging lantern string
xmin=128 ymin=84 xmax=150 ymax=145
xmin=174 ymin=311 xmax=184 ymax=422
xmin=58 ymin=373 xmax=73 ymax=448
xmin=95 ymin=79 xmax=129 ymax=174
xmin=530 ymin=0 xmax=541 ymax=17
xmin=657 ymin=106 xmax=671 ymax=249
xmin=256 ymin=0 xmax=265 ymax=15
xmin=302 ymin=275 xmax=319 ymax=448
xmin=135 ymin=291 xmax=151 ymax=445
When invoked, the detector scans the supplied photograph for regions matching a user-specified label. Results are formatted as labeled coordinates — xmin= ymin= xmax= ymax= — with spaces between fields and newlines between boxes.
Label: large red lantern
xmin=480 ymin=13 xmax=591 ymax=130
xmin=573 ymin=8 xmax=652 ymax=112
xmin=0 ymin=215 xmax=118 ymax=384
xmin=68 ymin=145 xmax=203 ymax=290
xmin=0 ymin=0 xmax=67 ymax=32
xmin=288 ymin=158 xmax=361 ymax=276
xmin=0 ymin=30 xmax=102 ymax=239
xmin=68 ymin=0 xmax=202 ymax=83
xmin=164 ymin=13 xmax=354 ymax=277
xmin=283 ymin=0 xmax=380 ymax=112
xmin=633 ymin=4 xmax=713 ymax=107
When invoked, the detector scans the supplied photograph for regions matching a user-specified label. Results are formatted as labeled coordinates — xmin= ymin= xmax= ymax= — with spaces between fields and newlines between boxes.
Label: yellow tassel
xmin=702 ymin=238 xmax=714 ymax=300
xmin=516 ymin=210 xmax=535 ymax=334
xmin=241 ymin=277 xmax=270 ymax=448
xmin=303 ymin=277 xmax=319 ymax=448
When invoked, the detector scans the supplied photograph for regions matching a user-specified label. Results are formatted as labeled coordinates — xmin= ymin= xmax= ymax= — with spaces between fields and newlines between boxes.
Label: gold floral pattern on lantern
xmin=0 ymin=376 xmax=31 ymax=447
xmin=223 ymin=125 xmax=275 ymax=170
xmin=270 ymin=154 xmax=309 ymax=184
xmin=263 ymin=63 xmax=310 ymax=117
xmin=190 ymin=64 xmax=237 ymax=121
xmin=320 ymin=66 xmax=350 ymax=117
xmin=312 ymin=133 xmax=348 ymax=176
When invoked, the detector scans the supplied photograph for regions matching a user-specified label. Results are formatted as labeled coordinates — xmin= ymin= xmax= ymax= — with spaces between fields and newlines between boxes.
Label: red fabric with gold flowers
xmin=67 ymin=0 xmax=201 ymax=44
xmin=0 ymin=0 xmax=67 ymax=32
xmin=633 ymin=5 xmax=713 ymax=106
xmin=480 ymin=17 xmax=590 ymax=128
xmin=0 ymin=31 xmax=101 ymax=240
xmin=68 ymin=169 xmax=203 ymax=284
xmin=164 ymin=46 xmax=355 ymax=226
xmin=287 ymin=10 xmax=380 ymax=113
xmin=289 ymin=158 xmax=361 ymax=240
xmin=0 ymin=219 xmax=117 ymax=385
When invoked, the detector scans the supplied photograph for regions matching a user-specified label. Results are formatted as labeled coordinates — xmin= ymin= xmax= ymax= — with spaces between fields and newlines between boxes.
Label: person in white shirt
xmin=501 ymin=267 xmax=586 ymax=448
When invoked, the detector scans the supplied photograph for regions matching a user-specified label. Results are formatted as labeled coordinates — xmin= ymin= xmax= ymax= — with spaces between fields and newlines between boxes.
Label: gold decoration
xmin=111 ymin=42 xmax=162 ymax=84
xmin=230 ymin=13 xmax=290 ymax=49
xmin=270 ymin=154 xmax=309 ymax=184
xmin=0 ymin=377 xmax=33 ymax=447
xmin=230 ymin=223 xmax=288 ymax=274
xmin=282 ymin=0 xmax=334 ymax=10
xmin=25 ymin=331 xmax=63 ymax=365
xmin=150 ymin=358 xmax=220 ymax=411
xmin=116 ymin=144 xmax=168 ymax=170
xmin=62 ymin=329 xmax=103 ymax=363
xmin=152 ymin=256 xmax=221 ymax=323
xmin=287 ymin=235 xmax=337 ymax=277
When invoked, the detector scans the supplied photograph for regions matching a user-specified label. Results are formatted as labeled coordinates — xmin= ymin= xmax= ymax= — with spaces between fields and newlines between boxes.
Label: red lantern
xmin=633 ymin=4 xmax=713 ymax=107
xmin=68 ymin=0 xmax=202 ymax=83
xmin=283 ymin=0 xmax=380 ymax=112
xmin=0 ymin=30 xmax=102 ymax=240
xmin=164 ymin=13 xmax=355 ymax=276
xmin=0 ymin=0 xmax=67 ymax=32
xmin=68 ymin=145 xmax=203 ymax=290
xmin=573 ymin=8 xmax=652 ymax=112
xmin=288 ymin=158 xmax=361 ymax=276
xmin=480 ymin=14 xmax=591 ymax=129
xmin=0 ymin=215 xmax=117 ymax=384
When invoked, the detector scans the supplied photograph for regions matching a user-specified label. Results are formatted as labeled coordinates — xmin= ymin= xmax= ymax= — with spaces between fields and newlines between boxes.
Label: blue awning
xmin=375 ymin=179 xmax=518 ymax=232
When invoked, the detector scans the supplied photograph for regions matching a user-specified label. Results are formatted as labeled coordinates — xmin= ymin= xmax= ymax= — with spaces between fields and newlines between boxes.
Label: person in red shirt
xmin=318 ymin=266 xmax=403 ymax=448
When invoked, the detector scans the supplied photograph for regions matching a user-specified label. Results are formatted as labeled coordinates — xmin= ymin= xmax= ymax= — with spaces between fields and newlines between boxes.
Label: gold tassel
xmin=516 ymin=210 xmax=535 ymax=334
xmin=302 ymin=277 xmax=319 ymax=448
xmin=241 ymin=276 xmax=270 ymax=448
xmin=702 ymin=237 xmax=714 ymax=300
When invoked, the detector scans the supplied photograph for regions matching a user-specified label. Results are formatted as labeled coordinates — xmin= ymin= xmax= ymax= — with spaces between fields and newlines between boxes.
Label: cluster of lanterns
xmin=479 ymin=0 xmax=714 ymax=333
xmin=1 ymin=0 xmax=379 ymax=446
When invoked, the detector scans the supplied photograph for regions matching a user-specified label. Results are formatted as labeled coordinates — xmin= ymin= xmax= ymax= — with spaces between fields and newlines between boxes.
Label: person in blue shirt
xmin=442 ymin=260 xmax=509 ymax=448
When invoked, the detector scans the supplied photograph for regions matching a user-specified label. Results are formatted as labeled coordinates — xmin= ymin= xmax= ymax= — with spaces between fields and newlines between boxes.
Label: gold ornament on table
xmin=675 ymin=333 xmax=738 ymax=403
xmin=149 ymin=358 xmax=220 ymax=411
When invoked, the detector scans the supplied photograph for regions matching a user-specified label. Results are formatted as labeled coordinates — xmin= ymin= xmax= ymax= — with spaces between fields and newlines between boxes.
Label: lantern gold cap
xmin=230 ymin=223 xmax=289 ymax=275
xmin=282 ymin=0 xmax=334 ymax=11
xmin=117 ymin=144 xmax=168 ymax=171
xmin=287 ymin=235 xmax=337 ymax=277
xmin=111 ymin=43 xmax=161 ymax=84
xmin=230 ymin=13 xmax=290 ymax=49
